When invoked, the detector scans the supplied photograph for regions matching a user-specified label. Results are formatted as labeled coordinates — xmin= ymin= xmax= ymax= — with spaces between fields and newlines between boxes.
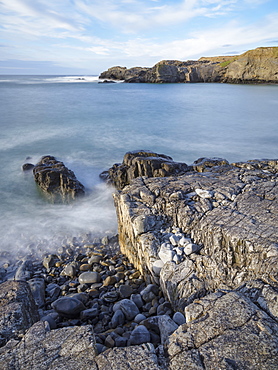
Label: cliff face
xmin=99 ymin=47 xmax=278 ymax=83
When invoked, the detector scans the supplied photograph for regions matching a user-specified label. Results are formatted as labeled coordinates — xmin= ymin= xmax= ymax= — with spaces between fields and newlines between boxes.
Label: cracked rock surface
xmin=168 ymin=291 xmax=278 ymax=369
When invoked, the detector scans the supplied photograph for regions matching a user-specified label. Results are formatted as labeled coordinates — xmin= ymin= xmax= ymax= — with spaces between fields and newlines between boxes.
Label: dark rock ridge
xmin=99 ymin=46 xmax=278 ymax=84
xmin=100 ymin=150 xmax=189 ymax=190
xmin=32 ymin=155 xmax=85 ymax=203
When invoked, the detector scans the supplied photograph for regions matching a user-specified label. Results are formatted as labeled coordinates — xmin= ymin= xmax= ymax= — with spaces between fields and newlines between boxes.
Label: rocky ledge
xmin=99 ymin=46 xmax=278 ymax=84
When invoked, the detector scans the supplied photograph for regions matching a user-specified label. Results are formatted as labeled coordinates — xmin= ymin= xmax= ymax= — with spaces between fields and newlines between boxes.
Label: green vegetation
xmin=219 ymin=58 xmax=237 ymax=68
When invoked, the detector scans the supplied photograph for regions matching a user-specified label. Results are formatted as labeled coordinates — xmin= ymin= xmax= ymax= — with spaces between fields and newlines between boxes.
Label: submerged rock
xmin=33 ymin=155 xmax=85 ymax=203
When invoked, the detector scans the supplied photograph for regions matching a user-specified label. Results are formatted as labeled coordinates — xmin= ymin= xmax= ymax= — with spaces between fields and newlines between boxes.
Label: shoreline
xmin=1 ymin=151 xmax=278 ymax=369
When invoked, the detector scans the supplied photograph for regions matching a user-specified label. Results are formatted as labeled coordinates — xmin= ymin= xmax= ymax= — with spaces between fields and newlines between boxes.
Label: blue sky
xmin=0 ymin=0 xmax=277 ymax=74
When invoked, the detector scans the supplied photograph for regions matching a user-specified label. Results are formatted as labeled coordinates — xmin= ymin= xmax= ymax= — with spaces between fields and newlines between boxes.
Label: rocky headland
xmin=99 ymin=46 xmax=278 ymax=84
xmin=1 ymin=151 xmax=278 ymax=369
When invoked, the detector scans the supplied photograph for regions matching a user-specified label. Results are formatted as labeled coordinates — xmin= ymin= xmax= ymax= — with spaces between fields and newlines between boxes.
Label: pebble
xmin=173 ymin=312 xmax=186 ymax=325
xmin=52 ymin=297 xmax=85 ymax=318
xmin=113 ymin=299 xmax=139 ymax=321
xmin=0 ymin=232 xmax=186 ymax=352
xmin=152 ymin=260 xmax=164 ymax=276
xmin=140 ymin=284 xmax=159 ymax=303
xmin=78 ymin=271 xmax=101 ymax=284
xmin=111 ymin=310 xmax=125 ymax=328
xmin=134 ymin=313 xmax=147 ymax=323
xmin=102 ymin=275 xmax=117 ymax=286
xmin=130 ymin=293 xmax=144 ymax=308
xmin=119 ymin=284 xmax=133 ymax=298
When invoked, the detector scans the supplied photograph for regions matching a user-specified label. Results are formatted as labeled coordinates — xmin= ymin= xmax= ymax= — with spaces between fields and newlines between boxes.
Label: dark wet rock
xmin=0 ymin=280 xmax=39 ymax=347
xmin=51 ymin=296 xmax=86 ymax=318
xmin=193 ymin=157 xmax=229 ymax=172
xmin=100 ymin=150 xmax=189 ymax=190
xmin=129 ymin=325 xmax=151 ymax=345
xmin=45 ymin=283 xmax=61 ymax=302
xmin=114 ymin=336 xmax=128 ymax=347
xmin=80 ymin=307 xmax=99 ymax=321
xmin=134 ymin=313 xmax=147 ymax=323
xmin=102 ymin=291 xmax=119 ymax=303
xmin=98 ymin=79 xmax=116 ymax=83
xmin=130 ymin=293 xmax=144 ymax=309
xmin=40 ymin=315 xmax=57 ymax=329
xmin=22 ymin=163 xmax=34 ymax=171
xmin=33 ymin=155 xmax=85 ymax=203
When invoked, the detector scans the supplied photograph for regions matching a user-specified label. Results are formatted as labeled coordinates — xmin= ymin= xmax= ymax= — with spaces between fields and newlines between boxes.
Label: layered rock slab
xmin=112 ymin=158 xmax=278 ymax=310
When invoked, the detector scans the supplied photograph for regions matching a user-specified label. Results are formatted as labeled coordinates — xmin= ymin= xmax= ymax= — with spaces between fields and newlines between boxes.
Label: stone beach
xmin=1 ymin=151 xmax=278 ymax=369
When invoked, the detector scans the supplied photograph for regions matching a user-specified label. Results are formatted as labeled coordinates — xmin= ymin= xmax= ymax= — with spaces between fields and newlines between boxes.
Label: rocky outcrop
xmin=33 ymin=156 xmax=85 ymax=203
xmin=100 ymin=150 xmax=189 ymax=190
xmin=99 ymin=46 xmax=278 ymax=83
xmin=112 ymin=155 xmax=278 ymax=310
xmin=103 ymin=151 xmax=278 ymax=368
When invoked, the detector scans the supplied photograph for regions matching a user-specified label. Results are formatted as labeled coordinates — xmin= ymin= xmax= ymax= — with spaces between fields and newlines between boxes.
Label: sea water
xmin=0 ymin=75 xmax=277 ymax=256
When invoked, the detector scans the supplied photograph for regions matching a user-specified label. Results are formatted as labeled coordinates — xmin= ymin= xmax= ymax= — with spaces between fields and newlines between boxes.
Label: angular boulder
xmin=33 ymin=156 xmax=85 ymax=203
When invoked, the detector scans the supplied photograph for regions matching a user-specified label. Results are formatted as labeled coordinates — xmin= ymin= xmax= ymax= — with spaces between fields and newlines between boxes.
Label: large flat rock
xmin=168 ymin=291 xmax=278 ymax=369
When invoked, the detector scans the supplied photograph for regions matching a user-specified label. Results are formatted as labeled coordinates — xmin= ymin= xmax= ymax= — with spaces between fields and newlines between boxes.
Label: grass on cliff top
xmin=219 ymin=57 xmax=238 ymax=68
